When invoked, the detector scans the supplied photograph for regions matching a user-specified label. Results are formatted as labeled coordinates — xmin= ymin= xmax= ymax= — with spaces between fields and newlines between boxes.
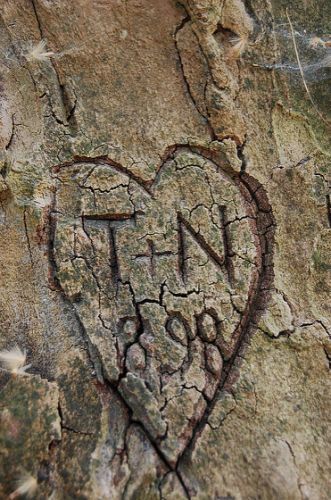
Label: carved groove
xmin=48 ymin=144 xmax=275 ymax=486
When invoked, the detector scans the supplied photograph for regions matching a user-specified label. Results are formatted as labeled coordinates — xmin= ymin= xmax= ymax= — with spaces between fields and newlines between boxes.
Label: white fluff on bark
xmin=0 ymin=345 xmax=31 ymax=374
xmin=9 ymin=473 xmax=37 ymax=499
xmin=26 ymin=40 xmax=54 ymax=62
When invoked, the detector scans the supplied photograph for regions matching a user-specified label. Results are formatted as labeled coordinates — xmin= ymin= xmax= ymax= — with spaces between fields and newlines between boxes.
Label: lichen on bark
xmin=0 ymin=0 xmax=330 ymax=498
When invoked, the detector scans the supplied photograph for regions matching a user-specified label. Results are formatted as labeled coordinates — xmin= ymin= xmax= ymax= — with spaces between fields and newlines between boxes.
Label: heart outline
xmin=48 ymin=144 xmax=275 ymax=468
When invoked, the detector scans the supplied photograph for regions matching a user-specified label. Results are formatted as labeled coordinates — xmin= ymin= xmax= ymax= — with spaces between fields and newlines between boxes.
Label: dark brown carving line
xmin=48 ymin=144 xmax=274 ymax=491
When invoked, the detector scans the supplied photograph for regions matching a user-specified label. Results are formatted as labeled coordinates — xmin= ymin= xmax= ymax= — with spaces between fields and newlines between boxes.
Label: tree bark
xmin=0 ymin=0 xmax=330 ymax=498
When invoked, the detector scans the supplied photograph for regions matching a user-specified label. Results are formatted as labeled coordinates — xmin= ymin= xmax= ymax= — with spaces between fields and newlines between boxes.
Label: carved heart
xmin=51 ymin=146 xmax=273 ymax=466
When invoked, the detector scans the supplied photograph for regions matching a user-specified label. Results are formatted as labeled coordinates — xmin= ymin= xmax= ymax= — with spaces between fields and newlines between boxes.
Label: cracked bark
xmin=48 ymin=142 xmax=275 ymax=496
xmin=0 ymin=0 xmax=330 ymax=498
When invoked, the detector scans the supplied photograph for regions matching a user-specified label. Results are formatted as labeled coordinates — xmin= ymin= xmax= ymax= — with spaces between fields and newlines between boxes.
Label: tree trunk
xmin=0 ymin=0 xmax=330 ymax=498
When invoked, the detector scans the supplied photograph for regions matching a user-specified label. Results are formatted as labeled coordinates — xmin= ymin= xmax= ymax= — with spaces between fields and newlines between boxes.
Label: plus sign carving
xmin=50 ymin=146 xmax=274 ymax=467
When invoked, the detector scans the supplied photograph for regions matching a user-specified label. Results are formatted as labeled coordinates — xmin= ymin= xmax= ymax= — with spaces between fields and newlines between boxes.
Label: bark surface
xmin=0 ymin=0 xmax=330 ymax=498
